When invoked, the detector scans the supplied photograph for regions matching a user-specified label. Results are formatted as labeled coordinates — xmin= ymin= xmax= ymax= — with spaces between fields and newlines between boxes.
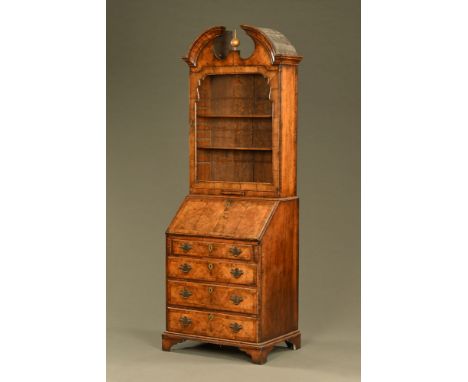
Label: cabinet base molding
xmin=161 ymin=330 xmax=301 ymax=364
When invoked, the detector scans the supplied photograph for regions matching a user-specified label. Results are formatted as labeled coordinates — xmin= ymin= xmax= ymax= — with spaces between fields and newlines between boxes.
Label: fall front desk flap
xmin=167 ymin=196 xmax=278 ymax=241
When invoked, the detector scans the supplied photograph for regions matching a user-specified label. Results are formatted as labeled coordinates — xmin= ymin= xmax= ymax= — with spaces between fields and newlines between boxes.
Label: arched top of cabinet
xmin=183 ymin=25 xmax=302 ymax=68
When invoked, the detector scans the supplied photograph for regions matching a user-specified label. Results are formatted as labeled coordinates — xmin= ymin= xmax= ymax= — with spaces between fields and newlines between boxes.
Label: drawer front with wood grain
xmin=167 ymin=307 xmax=257 ymax=342
xmin=167 ymin=256 xmax=256 ymax=286
xmin=167 ymin=280 xmax=257 ymax=314
xmin=172 ymin=239 xmax=253 ymax=261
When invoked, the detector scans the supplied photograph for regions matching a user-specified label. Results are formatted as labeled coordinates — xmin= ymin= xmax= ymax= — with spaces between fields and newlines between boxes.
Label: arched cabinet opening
xmin=195 ymin=73 xmax=273 ymax=183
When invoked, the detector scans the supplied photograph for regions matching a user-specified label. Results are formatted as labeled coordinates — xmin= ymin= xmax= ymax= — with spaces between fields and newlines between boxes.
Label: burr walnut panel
xmin=167 ymin=280 xmax=257 ymax=314
xmin=167 ymin=196 xmax=277 ymax=240
xmin=167 ymin=256 xmax=256 ymax=286
xmin=167 ymin=307 xmax=257 ymax=342
xmin=171 ymin=238 xmax=254 ymax=261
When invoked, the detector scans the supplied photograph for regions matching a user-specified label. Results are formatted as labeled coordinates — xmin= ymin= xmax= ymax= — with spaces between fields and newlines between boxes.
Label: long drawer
xmin=167 ymin=307 xmax=257 ymax=342
xmin=167 ymin=256 xmax=256 ymax=286
xmin=167 ymin=280 xmax=257 ymax=314
xmin=172 ymin=238 xmax=253 ymax=261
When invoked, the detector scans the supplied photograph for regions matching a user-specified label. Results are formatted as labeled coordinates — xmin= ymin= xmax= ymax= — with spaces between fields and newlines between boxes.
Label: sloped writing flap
xmin=167 ymin=196 xmax=278 ymax=240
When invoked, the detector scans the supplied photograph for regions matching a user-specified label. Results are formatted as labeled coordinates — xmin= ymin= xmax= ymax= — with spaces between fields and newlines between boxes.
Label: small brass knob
xmin=208 ymin=287 xmax=214 ymax=294
xmin=208 ymin=263 xmax=214 ymax=271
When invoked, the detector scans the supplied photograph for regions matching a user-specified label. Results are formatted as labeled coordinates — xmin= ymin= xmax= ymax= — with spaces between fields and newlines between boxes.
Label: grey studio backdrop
xmin=107 ymin=0 xmax=360 ymax=380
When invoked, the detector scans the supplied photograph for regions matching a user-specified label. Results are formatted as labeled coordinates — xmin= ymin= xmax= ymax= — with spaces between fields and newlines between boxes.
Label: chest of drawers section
xmin=165 ymin=236 xmax=260 ymax=343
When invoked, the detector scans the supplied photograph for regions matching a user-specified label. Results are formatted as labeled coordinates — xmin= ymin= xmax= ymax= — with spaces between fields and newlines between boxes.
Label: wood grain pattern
xmin=167 ymin=280 xmax=257 ymax=314
xmin=258 ymin=198 xmax=299 ymax=341
xmin=167 ymin=307 xmax=257 ymax=342
xmin=167 ymin=196 xmax=277 ymax=240
xmin=279 ymin=65 xmax=298 ymax=196
xmin=167 ymin=256 xmax=257 ymax=286
xmin=172 ymin=238 xmax=254 ymax=261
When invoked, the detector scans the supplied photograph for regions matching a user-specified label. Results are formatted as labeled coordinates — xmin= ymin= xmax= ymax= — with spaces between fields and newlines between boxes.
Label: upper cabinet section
xmin=184 ymin=25 xmax=301 ymax=198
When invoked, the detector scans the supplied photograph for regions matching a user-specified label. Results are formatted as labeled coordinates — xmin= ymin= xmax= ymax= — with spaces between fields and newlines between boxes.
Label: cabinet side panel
xmin=279 ymin=66 xmax=298 ymax=197
xmin=259 ymin=198 xmax=299 ymax=341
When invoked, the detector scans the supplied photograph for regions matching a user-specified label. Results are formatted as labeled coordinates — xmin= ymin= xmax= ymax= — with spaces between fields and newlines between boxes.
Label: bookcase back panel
xmin=196 ymin=74 xmax=273 ymax=184
xmin=198 ymin=74 xmax=271 ymax=115
xmin=197 ymin=149 xmax=272 ymax=183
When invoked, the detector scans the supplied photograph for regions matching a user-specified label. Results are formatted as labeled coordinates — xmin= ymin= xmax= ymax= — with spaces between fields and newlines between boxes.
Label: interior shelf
xmin=197 ymin=146 xmax=272 ymax=151
xmin=197 ymin=114 xmax=272 ymax=119
xmin=195 ymin=74 xmax=273 ymax=183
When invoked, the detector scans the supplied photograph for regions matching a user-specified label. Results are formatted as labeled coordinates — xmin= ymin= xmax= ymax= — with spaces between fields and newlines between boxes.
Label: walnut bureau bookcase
xmin=162 ymin=25 xmax=302 ymax=364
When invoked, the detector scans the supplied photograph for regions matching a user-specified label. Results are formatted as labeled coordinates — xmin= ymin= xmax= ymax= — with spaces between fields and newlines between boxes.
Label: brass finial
xmin=230 ymin=29 xmax=240 ymax=50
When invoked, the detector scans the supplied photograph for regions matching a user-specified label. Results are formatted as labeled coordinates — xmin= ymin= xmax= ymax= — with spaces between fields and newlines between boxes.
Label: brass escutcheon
xmin=208 ymin=287 xmax=214 ymax=294
xmin=208 ymin=313 xmax=214 ymax=321
xmin=208 ymin=263 xmax=214 ymax=271
xmin=208 ymin=243 xmax=214 ymax=253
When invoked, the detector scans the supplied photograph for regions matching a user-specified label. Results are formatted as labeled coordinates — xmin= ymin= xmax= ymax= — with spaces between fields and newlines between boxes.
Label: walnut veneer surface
xmin=162 ymin=24 xmax=302 ymax=364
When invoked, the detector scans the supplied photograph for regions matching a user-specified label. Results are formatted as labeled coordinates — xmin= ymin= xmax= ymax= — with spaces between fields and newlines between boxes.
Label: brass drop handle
xmin=179 ymin=263 xmax=192 ymax=273
xmin=180 ymin=243 xmax=192 ymax=252
xmin=208 ymin=263 xmax=214 ymax=271
xmin=230 ymin=294 xmax=244 ymax=305
xmin=229 ymin=322 xmax=242 ymax=333
xmin=208 ymin=287 xmax=214 ymax=294
xmin=230 ymin=268 xmax=244 ymax=278
xmin=179 ymin=288 xmax=192 ymax=299
xmin=179 ymin=316 xmax=192 ymax=327
xmin=229 ymin=246 xmax=242 ymax=257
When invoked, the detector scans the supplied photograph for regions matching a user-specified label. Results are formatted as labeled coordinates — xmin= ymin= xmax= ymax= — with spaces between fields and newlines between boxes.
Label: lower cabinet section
xmin=167 ymin=280 xmax=257 ymax=314
xmin=164 ymin=198 xmax=300 ymax=364
xmin=167 ymin=307 xmax=257 ymax=342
